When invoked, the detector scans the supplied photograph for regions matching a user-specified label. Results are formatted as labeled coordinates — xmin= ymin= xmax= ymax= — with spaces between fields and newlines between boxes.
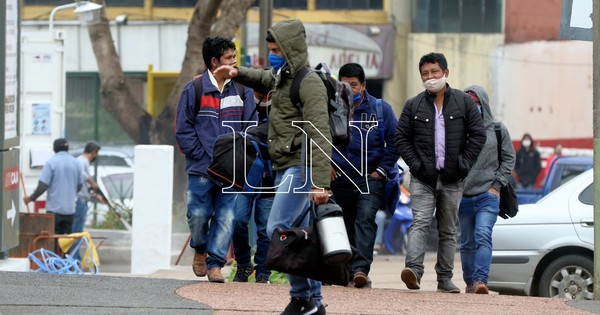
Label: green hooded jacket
xmin=235 ymin=19 xmax=332 ymax=189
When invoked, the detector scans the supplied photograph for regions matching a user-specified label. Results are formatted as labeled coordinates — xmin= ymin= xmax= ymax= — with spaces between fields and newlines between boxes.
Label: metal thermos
xmin=315 ymin=202 xmax=352 ymax=265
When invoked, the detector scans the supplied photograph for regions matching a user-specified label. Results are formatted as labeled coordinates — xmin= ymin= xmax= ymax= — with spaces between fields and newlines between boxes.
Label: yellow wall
xmin=22 ymin=1 xmax=391 ymax=25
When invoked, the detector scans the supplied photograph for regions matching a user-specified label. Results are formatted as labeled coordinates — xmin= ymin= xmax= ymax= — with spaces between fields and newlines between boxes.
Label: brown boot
xmin=192 ymin=253 xmax=208 ymax=277
xmin=207 ymin=267 xmax=225 ymax=283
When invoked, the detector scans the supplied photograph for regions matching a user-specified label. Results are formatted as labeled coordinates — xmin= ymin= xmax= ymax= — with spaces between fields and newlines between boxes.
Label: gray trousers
xmin=405 ymin=176 xmax=464 ymax=281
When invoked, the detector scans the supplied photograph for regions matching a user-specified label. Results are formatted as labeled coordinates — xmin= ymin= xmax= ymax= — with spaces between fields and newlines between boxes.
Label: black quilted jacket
xmin=395 ymin=86 xmax=487 ymax=188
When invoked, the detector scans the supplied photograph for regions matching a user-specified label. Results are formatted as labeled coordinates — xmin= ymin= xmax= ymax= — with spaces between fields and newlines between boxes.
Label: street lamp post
xmin=49 ymin=1 xmax=103 ymax=37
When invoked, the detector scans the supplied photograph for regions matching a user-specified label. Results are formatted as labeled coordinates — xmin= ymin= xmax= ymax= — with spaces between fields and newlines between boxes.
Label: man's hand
xmin=330 ymin=167 xmax=337 ymax=182
xmin=213 ymin=65 xmax=238 ymax=79
xmin=23 ymin=196 xmax=31 ymax=204
xmin=309 ymin=188 xmax=329 ymax=205
xmin=370 ymin=171 xmax=384 ymax=180
xmin=488 ymin=188 xmax=500 ymax=197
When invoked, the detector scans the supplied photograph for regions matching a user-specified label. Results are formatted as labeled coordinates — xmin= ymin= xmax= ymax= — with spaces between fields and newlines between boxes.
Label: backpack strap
xmin=193 ymin=76 xmax=255 ymax=129
xmin=290 ymin=67 xmax=311 ymax=108
xmin=494 ymin=122 xmax=502 ymax=163
xmin=374 ymin=98 xmax=385 ymax=153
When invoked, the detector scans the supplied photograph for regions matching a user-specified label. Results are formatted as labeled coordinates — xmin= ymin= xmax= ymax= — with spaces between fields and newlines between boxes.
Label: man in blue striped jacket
xmin=175 ymin=36 xmax=256 ymax=283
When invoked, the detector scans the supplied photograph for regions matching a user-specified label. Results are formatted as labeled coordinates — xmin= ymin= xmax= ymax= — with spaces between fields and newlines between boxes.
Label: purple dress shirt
xmin=434 ymin=103 xmax=445 ymax=171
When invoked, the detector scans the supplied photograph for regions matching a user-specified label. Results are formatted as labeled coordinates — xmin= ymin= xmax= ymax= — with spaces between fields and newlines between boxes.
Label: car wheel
xmin=538 ymin=255 xmax=593 ymax=300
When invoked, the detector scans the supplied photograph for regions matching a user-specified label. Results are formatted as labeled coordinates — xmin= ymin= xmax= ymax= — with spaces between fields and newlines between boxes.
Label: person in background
xmin=73 ymin=141 xmax=103 ymax=234
xmin=232 ymin=89 xmax=274 ymax=284
xmin=539 ymin=143 xmax=562 ymax=187
xmin=395 ymin=52 xmax=486 ymax=293
xmin=514 ymin=133 xmax=541 ymax=189
xmin=459 ymin=85 xmax=515 ymax=294
xmin=23 ymin=138 xmax=83 ymax=235
xmin=174 ymin=36 xmax=256 ymax=283
xmin=331 ymin=62 xmax=399 ymax=289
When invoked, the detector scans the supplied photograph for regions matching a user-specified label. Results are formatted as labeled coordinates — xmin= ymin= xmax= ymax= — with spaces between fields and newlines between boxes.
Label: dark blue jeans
xmin=331 ymin=176 xmax=385 ymax=275
xmin=458 ymin=191 xmax=499 ymax=285
xmin=186 ymin=175 xmax=237 ymax=269
xmin=232 ymin=193 xmax=273 ymax=277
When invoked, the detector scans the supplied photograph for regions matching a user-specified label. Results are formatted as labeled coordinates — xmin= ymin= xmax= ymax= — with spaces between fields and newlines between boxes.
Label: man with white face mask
xmin=395 ymin=52 xmax=486 ymax=293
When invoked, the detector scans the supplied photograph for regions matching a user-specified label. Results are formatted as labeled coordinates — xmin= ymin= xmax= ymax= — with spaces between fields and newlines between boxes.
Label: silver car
xmin=488 ymin=169 xmax=593 ymax=300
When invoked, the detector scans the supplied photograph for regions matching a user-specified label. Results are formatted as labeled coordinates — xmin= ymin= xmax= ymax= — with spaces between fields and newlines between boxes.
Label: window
xmin=552 ymin=164 xmax=592 ymax=191
xmin=579 ymin=183 xmax=593 ymax=206
xmin=316 ymin=0 xmax=383 ymax=10
xmin=25 ymin=0 xmax=143 ymax=6
xmin=252 ymin=0 xmax=308 ymax=9
xmin=412 ymin=0 xmax=502 ymax=33
xmin=153 ymin=0 xmax=196 ymax=7
xmin=105 ymin=0 xmax=144 ymax=6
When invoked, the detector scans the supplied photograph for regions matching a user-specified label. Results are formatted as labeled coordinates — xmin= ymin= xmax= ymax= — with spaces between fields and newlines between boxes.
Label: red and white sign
xmin=4 ymin=167 xmax=19 ymax=190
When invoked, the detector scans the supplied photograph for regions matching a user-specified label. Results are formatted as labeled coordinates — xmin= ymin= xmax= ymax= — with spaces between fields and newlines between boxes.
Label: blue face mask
xmin=353 ymin=93 xmax=362 ymax=103
xmin=268 ymin=53 xmax=286 ymax=71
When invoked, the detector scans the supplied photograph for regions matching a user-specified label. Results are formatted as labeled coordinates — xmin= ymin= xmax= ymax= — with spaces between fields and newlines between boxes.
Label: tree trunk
xmin=86 ymin=0 xmax=256 ymax=215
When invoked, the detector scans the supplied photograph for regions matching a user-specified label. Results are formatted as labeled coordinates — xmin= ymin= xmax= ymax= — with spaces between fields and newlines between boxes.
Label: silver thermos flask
xmin=315 ymin=202 xmax=352 ymax=265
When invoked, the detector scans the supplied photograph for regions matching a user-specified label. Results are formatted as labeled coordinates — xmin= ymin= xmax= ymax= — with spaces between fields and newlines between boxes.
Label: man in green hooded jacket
xmin=215 ymin=19 xmax=331 ymax=315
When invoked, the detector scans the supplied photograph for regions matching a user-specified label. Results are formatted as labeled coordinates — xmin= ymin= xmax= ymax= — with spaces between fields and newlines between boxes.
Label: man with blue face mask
xmin=331 ymin=63 xmax=399 ymax=288
xmin=214 ymin=20 xmax=331 ymax=315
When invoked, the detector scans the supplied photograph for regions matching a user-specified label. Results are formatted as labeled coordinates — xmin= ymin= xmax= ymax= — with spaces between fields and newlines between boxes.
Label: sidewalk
xmin=1 ymin=253 xmax=599 ymax=314
xmin=127 ymin=252 xmax=599 ymax=314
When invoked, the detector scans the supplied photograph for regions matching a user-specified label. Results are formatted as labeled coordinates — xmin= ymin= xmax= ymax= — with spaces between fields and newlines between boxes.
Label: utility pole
xmin=593 ymin=0 xmax=600 ymax=300
xmin=258 ymin=0 xmax=272 ymax=67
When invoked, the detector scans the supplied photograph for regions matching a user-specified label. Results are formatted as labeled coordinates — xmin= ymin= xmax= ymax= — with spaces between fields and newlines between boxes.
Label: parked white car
xmin=488 ymin=169 xmax=593 ymax=300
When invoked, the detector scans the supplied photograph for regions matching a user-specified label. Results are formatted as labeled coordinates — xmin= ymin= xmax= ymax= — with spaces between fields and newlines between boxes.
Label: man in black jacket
xmin=395 ymin=52 xmax=486 ymax=293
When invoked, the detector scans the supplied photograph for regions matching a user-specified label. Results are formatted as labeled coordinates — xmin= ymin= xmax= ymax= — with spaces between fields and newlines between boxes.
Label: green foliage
xmin=228 ymin=263 xmax=289 ymax=284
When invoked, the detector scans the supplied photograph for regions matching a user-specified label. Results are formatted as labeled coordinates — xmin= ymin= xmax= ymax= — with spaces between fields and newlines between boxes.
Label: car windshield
xmin=101 ymin=173 xmax=133 ymax=202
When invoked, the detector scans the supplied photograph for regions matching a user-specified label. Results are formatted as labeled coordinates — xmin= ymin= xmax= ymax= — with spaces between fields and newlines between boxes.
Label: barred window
xmin=413 ymin=0 xmax=502 ymax=33
xmin=316 ymin=0 xmax=383 ymax=10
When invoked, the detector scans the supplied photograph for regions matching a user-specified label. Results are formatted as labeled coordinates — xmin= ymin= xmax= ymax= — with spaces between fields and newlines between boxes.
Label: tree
xmin=85 ymin=0 xmax=256 ymax=204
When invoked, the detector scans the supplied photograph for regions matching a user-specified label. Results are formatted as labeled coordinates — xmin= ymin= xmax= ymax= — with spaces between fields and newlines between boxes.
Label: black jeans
xmin=331 ymin=176 xmax=385 ymax=276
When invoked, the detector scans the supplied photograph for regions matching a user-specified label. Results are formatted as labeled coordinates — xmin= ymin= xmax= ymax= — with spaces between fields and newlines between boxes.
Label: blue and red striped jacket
xmin=175 ymin=71 xmax=256 ymax=176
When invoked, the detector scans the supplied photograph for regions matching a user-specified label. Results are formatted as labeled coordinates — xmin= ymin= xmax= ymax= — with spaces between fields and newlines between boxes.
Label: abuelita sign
xmin=245 ymin=23 xmax=395 ymax=79
xmin=560 ymin=0 xmax=593 ymax=41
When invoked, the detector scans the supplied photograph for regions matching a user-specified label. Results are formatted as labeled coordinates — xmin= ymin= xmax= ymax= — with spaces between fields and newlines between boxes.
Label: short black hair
xmin=338 ymin=63 xmax=365 ymax=83
xmin=202 ymin=36 xmax=236 ymax=70
xmin=53 ymin=138 xmax=69 ymax=153
xmin=419 ymin=52 xmax=448 ymax=73
xmin=266 ymin=32 xmax=275 ymax=43
xmin=84 ymin=141 xmax=101 ymax=154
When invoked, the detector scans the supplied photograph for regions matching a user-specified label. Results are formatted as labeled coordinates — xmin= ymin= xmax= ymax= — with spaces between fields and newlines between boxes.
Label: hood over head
xmin=464 ymin=84 xmax=492 ymax=120
xmin=268 ymin=19 xmax=309 ymax=75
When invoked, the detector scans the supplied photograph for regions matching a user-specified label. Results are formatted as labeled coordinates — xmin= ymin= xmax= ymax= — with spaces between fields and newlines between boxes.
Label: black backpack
xmin=290 ymin=63 xmax=354 ymax=147
xmin=207 ymin=120 xmax=273 ymax=192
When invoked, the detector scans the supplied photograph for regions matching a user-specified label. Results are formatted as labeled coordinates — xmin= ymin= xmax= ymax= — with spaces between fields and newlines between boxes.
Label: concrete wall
xmin=406 ymin=33 xmax=505 ymax=106
xmin=505 ymin=0 xmax=562 ymax=43
xmin=493 ymin=40 xmax=592 ymax=146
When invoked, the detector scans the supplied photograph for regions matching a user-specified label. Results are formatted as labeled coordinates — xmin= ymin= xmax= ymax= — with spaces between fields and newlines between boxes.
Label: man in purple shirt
xmin=395 ymin=53 xmax=486 ymax=293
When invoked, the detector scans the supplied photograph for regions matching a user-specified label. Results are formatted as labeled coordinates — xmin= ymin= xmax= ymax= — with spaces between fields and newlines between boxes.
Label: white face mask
xmin=254 ymin=96 xmax=271 ymax=107
xmin=522 ymin=139 xmax=531 ymax=147
xmin=422 ymin=75 xmax=447 ymax=93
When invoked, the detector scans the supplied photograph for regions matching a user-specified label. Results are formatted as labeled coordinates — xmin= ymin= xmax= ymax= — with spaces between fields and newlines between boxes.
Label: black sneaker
xmin=233 ymin=265 xmax=254 ymax=282
xmin=316 ymin=303 xmax=327 ymax=315
xmin=256 ymin=274 xmax=270 ymax=283
xmin=281 ymin=298 xmax=317 ymax=315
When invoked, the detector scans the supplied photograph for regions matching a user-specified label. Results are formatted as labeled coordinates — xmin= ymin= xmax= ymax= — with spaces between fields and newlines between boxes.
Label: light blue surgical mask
xmin=353 ymin=93 xmax=362 ymax=103
xmin=268 ymin=53 xmax=286 ymax=71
